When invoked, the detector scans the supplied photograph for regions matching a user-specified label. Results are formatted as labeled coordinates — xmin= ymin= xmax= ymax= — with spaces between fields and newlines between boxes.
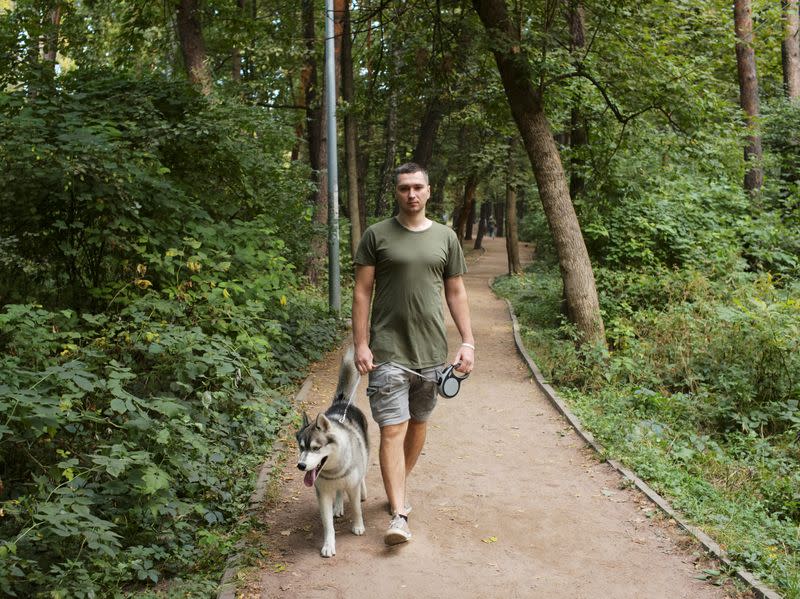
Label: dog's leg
xmin=333 ymin=489 xmax=345 ymax=518
xmin=317 ymin=489 xmax=336 ymax=557
xmin=360 ymin=477 xmax=367 ymax=501
xmin=347 ymin=483 xmax=365 ymax=536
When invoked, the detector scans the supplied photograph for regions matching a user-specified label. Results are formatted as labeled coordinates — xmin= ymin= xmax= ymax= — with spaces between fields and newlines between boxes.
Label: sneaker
xmin=384 ymin=514 xmax=412 ymax=545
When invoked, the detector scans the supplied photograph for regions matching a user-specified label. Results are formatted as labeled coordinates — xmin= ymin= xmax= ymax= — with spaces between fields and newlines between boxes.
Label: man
xmin=352 ymin=162 xmax=475 ymax=546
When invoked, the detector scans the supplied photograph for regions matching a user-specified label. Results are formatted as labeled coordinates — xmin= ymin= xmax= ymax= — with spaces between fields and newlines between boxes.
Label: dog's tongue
xmin=304 ymin=468 xmax=318 ymax=487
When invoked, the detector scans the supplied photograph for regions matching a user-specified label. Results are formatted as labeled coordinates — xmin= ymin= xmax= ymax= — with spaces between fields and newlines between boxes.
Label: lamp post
xmin=325 ymin=0 xmax=341 ymax=315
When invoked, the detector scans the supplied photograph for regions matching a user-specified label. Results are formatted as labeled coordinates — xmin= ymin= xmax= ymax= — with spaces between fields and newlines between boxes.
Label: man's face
xmin=395 ymin=171 xmax=430 ymax=216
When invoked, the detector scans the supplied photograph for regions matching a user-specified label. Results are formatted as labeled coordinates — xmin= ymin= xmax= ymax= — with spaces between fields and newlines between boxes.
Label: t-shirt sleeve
xmin=444 ymin=229 xmax=467 ymax=278
xmin=354 ymin=227 xmax=376 ymax=267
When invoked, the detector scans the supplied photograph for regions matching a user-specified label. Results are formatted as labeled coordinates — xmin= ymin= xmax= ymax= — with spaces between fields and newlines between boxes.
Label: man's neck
xmin=396 ymin=212 xmax=431 ymax=231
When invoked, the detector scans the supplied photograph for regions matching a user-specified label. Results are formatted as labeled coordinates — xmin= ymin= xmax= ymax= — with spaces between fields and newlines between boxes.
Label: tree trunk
xmin=374 ymin=46 xmax=399 ymax=217
xmin=505 ymin=137 xmax=521 ymax=274
xmin=231 ymin=0 xmax=246 ymax=82
xmin=303 ymin=0 xmax=328 ymax=284
xmin=413 ymin=99 xmax=445 ymax=169
xmin=42 ymin=2 xmax=62 ymax=64
xmin=465 ymin=200 xmax=476 ymax=241
xmin=734 ymin=0 xmax=764 ymax=193
xmin=782 ymin=0 xmax=800 ymax=100
xmin=473 ymin=0 xmax=605 ymax=346
xmin=430 ymin=169 xmax=448 ymax=222
xmin=176 ymin=0 xmax=212 ymax=95
xmin=334 ymin=0 xmax=345 ymax=98
xmin=494 ymin=202 xmax=505 ymax=237
xmin=567 ymin=1 xmax=588 ymax=199
xmin=341 ymin=1 xmax=362 ymax=258
xmin=474 ymin=202 xmax=489 ymax=250
xmin=456 ymin=173 xmax=478 ymax=241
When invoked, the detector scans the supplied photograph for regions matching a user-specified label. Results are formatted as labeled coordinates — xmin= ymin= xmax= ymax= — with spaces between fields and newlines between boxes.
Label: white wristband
xmin=460 ymin=343 xmax=475 ymax=350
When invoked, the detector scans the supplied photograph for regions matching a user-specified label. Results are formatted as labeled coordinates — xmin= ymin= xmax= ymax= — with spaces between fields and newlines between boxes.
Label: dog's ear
xmin=301 ymin=411 xmax=310 ymax=429
xmin=315 ymin=413 xmax=331 ymax=432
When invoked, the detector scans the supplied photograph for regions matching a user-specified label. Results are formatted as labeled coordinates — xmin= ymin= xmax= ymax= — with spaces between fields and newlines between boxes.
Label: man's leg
xmin=404 ymin=419 xmax=427 ymax=477
xmin=379 ymin=421 xmax=409 ymax=516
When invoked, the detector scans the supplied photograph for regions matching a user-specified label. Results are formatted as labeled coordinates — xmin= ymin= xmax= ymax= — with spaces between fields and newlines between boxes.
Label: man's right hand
xmin=354 ymin=344 xmax=375 ymax=375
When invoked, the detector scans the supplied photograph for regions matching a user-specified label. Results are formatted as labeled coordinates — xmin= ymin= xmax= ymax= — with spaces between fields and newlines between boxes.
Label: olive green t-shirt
xmin=354 ymin=217 xmax=467 ymax=369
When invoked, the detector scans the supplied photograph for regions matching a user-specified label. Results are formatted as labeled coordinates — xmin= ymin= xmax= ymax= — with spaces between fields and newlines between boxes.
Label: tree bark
xmin=42 ymin=2 xmax=62 ymax=64
xmin=176 ymin=0 xmax=212 ymax=95
xmin=505 ymin=137 xmax=522 ymax=274
xmin=474 ymin=202 xmax=489 ymax=250
xmin=494 ymin=202 xmax=505 ymax=237
xmin=303 ymin=0 xmax=328 ymax=284
xmin=413 ymin=98 xmax=446 ymax=169
xmin=430 ymin=169 xmax=448 ymax=221
xmin=374 ymin=46 xmax=399 ymax=217
xmin=782 ymin=0 xmax=800 ymax=100
xmin=473 ymin=0 xmax=605 ymax=346
xmin=734 ymin=0 xmax=764 ymax=193
xmin=456 ymin=173 xmax=478 ymax=242
xmin=341 ymin=1 xmax=362 ymax=258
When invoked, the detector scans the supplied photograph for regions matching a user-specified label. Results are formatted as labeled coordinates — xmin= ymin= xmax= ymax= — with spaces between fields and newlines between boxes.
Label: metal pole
xmin=325 ymin=0 xmax=341 ymax=315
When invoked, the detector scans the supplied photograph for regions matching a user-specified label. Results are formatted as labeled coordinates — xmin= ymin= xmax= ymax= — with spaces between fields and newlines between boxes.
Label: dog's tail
xmin=333 ymin=345 xmax=359 ymax=405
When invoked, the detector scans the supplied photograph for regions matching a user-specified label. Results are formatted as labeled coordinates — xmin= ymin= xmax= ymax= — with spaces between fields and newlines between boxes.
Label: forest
xmin=0 ymin=0 xmax=798 ymax=597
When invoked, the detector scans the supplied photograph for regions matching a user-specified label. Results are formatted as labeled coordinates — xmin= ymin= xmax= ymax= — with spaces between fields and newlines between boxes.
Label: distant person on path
xmin=488 ymin=215 xmax=496 ymax=239
xmin=352 ymin=162 xmax=475 ymax=546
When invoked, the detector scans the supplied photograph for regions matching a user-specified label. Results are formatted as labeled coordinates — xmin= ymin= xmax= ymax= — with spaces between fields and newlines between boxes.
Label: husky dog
xmin=296 ymin=346 xmax=369 ymax=557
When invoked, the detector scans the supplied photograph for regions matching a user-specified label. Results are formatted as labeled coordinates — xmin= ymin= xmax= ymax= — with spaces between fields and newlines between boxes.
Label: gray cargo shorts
xmin=366 ymin=362 xmax=441 ymax=427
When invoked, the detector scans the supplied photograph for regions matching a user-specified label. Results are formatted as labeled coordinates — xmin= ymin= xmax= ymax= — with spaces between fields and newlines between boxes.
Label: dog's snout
xmin=297 ymin=462 xmax=306 ymax=471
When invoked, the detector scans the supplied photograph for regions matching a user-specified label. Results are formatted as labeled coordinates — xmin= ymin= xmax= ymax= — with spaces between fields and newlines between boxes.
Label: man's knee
xmin=380 ymin=421 xmax=408 ymax=443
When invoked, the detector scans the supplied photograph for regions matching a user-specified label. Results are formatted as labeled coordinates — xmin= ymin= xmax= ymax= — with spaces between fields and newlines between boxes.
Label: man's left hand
xmin=453 ymin=344 xmax=474 ymax=373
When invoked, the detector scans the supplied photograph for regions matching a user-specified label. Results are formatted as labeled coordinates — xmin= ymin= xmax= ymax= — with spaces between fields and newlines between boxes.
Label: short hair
xmin=394 ymin=162 xmax=429 ymax=185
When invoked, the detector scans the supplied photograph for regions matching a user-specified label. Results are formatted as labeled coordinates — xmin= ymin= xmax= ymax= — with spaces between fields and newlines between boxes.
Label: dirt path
xmin=241 ymin=238 xmax=732 ymax=599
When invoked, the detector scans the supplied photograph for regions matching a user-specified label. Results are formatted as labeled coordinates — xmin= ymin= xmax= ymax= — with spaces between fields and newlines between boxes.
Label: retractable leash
xmin=383 ymin=361 xmax=470 ymax=399
xmin=339 ymin=359 xmax=471 ymax=423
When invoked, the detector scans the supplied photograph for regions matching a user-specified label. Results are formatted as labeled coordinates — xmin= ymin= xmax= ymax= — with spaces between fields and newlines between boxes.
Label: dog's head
xmin=296 ymin=411 xmax=335 ymax=487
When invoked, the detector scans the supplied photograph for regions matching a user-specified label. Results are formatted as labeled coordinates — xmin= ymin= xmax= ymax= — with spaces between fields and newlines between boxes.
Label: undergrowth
xmin=494 ymin=265 xmax=800 ymax=598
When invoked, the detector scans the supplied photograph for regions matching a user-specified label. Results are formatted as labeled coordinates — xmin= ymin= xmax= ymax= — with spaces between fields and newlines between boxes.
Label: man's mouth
xmin=303 ymin=456 xmax=327 ymax=487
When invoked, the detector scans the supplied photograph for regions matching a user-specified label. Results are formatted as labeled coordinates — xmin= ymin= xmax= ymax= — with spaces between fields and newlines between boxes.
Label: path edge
xmin=499 ymin=291 xmax=782 ymax=599
xmin=216 ymin=377 xmax=314 ymax=599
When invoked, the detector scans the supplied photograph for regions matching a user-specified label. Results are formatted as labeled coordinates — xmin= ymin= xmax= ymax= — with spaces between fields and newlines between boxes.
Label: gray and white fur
xmin=295 ymin=346 xmax=369 ymax=557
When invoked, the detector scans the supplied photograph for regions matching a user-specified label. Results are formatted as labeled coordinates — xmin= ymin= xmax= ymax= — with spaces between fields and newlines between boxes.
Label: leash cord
xmin=338 ymin=372 xmax=361 ymax=424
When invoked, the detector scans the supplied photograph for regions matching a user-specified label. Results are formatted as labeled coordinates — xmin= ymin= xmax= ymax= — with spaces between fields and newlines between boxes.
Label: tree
xmin=505 ymin=137 xmax=522 ymax=274
xmin=734 ymin=0 xmax=763 ymax=193
xmin=341 ymin=0 xmax=362 ymax=258
xmin=782 ymin=0 xmax=800 ymax=100
xmin=302 ymin=0 xmax=328 ymax=283
xmin=473 ymin=0 xmax=605 ymax=346
xmin=175 ymin=0 xmax=212 ymax=94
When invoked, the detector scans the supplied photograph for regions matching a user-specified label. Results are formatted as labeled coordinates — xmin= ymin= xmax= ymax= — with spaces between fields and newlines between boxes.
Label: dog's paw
xmin=333 ymin=505 xmax=345 ymax=518
xmin=320 ymin=543 xmax=336 ymax=558
xmin=352 ymin=523 xmax=365 ymax=536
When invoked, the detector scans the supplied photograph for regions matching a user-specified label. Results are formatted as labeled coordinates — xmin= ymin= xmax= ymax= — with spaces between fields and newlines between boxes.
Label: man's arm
xmin=353 ymin=264 xmax=376 ymax=374
xmin=444 ymin=275 xmax=475 ymax=373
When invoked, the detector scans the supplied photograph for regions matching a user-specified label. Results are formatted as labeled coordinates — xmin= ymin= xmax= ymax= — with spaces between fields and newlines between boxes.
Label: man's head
xmin=394 ymin=162 xmax=431 ymax=218
xmin=394 ymin=162 xmax=429 ymax=185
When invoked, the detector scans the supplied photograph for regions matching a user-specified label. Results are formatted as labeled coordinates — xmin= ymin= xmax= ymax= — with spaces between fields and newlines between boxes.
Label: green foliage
xmin=0 ymin=70 xmax=338 ymax=596
xmin=0 ymin=70 xmax=314 ymax=308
